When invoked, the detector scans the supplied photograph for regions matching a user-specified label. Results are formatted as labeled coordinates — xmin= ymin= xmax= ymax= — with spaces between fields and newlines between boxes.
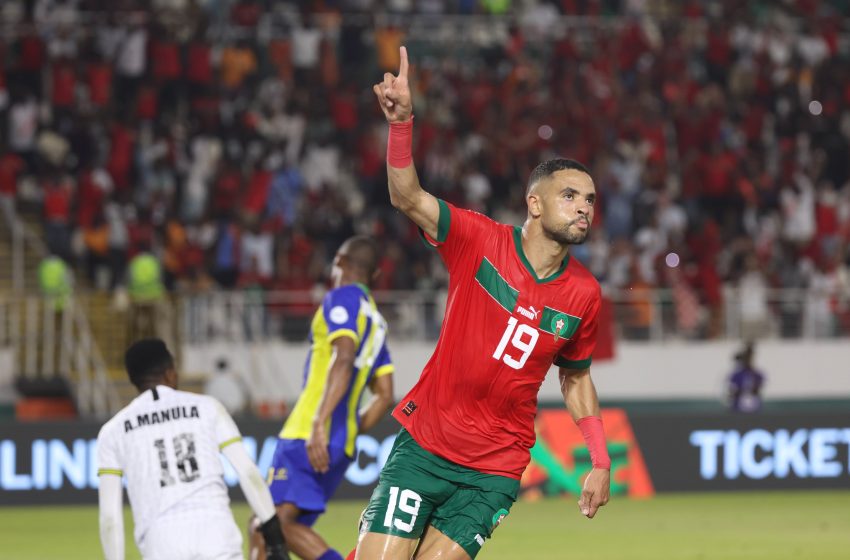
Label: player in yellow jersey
xmin=251 ymin=235 xmax=395 ymax=560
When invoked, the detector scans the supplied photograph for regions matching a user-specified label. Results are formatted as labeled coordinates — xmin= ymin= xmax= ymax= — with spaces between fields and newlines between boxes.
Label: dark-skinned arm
xmin=306 ymin=336 xmax=356 ymax=473
xmin=358 ymin=373 xmax=394 ymax=434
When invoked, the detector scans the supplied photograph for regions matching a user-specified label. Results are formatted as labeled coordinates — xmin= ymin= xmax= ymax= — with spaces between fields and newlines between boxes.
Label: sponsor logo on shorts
xmin=266 ymin=467 xmax=288 ymax=484
xmin=474 ymin=534 xmax=485 ymax=546
xmin=490 ymin=508 xmax=509 ymax=532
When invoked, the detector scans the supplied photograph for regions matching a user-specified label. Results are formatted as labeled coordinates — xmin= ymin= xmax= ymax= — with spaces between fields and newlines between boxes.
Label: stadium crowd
xmin=0 ymin=0 xmax=849 ymax=338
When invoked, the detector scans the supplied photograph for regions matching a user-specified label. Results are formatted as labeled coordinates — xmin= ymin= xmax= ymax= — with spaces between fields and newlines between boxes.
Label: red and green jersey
xmin=392 ymin=200 xmax=601 ymax=479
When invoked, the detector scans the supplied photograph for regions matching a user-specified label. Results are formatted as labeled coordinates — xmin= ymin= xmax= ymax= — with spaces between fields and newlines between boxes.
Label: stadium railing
xmin=1 ymin=285 xmax=846 ymax=417
xmin=1 ymin=294 xmax=121 ymax=418
xmin=0 ymin=207 xmax=120 ymax=418
xmin=174 ymin=287 xmax=849 ymax=346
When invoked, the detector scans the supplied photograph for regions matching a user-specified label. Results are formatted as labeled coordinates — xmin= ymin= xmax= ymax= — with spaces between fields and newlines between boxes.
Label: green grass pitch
xmin=1 ymin=491 xmax=848 ymax=559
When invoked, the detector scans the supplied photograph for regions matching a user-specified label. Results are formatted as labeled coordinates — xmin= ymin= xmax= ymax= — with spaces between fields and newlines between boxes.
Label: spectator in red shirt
xmin=151 ymin=31 xmax=181 ymax=83
xmin=76 ymin=167 xmax=111 ymax=229
xmin=43 ymin=172 xmax=75 ymax=261
xmin=706 ymin=21 xmax=731 ymax=85
xmin=230 ymin=0 xmax=262 ymax=27
xmin=136 ymin=84 xmax=159 ymax=121
xmin=0 ymin=149 xmax=25 ymax=220
xmin=242 ymin=166 xmax=273 ymax=216
xmin=267 ymin=38 xmax=293 ymax=84
xmin=106 ymin=121 xmax=135 ymax=191
xmin=187 ymin=30 xmax=213 ymax=105
xmin=126 ymin=208 xmax=156 ymax=259
xmin=50 ymin=59 xmax=77 ymax=109
xmin=50 ymin=58 xmax=76 ymax=126
xmin=211 ymin=159 xmax=243 ymax=215
xmin=87 ymin=55 xmax=113 ymax=108
xmin=14 ymin=26 xmax=45 ymax=96
xmin=329 ymin=87 xmax=358 ymax=149
xmin=150 ymin=25 xmax=182 ymax=116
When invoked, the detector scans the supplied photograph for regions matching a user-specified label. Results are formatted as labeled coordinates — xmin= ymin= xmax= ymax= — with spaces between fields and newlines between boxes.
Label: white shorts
xmin=138 ymin=512 xmax=243 ymax=560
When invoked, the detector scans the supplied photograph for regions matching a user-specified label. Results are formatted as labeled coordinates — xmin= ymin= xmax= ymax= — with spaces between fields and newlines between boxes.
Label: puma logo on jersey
xmin=516 ymin=305 xmax=540 ymax=320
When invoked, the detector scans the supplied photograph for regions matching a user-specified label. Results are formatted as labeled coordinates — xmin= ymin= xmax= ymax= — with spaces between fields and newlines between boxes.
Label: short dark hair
xmin=341 ymin=235 xmax=379 ymax=277
xmin=526 ymin=158 xmax=591 ymax=194
xmin=125 ymin=338 xmax=174 ymax=389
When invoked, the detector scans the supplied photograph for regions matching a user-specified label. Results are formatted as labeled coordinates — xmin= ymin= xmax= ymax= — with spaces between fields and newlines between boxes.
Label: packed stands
xmin=1 ymin=0 xmax=849 ymax=342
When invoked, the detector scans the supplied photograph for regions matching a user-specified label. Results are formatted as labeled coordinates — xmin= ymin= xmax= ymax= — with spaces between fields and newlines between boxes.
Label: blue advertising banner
xmin=0 ymin=418 xmax=400 ymax=505
xmin=2 ymin=412 xmax=848 ymax=505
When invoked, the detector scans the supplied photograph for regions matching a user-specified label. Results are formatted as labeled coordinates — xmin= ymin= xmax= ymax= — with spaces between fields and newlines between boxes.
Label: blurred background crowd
xmin=1 ymin=0 xmax=849 ymax=340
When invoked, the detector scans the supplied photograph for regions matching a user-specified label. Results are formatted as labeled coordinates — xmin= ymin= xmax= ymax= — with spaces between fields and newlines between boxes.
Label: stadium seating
xmin=1 ymin=1 xmax=849 ymax=414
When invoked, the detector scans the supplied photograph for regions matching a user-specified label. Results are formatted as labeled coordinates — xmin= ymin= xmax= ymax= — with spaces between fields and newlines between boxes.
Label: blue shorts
xmin=267 ymin=438 xmax=352 ymax=526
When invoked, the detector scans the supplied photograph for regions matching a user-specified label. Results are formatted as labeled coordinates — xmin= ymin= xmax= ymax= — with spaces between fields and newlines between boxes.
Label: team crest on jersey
xmin=551 ymin=313 xmax=569 ymax=341
xmin=538 ymin=308 xmax=581 ymax=342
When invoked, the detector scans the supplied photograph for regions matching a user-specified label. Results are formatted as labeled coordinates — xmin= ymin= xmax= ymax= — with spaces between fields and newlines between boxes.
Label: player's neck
xmin=337 ymin=275 xmax=370 ymax=291
xmin=520 ymin=223 xmax=570 ymax=279
xmin=138 ymin=383 xmax=161 ymax=394
xmin=138 ymin=379 xmax=175 ymax=393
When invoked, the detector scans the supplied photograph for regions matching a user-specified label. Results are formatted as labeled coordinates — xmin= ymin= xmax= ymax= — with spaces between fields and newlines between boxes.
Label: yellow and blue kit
xmin=269 ymin=283 xmax=393 ymax=520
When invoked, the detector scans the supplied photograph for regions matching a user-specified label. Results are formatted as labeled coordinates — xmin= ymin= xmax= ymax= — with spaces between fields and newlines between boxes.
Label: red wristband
xmin=387 ymin=117 xmax=414 ymax=168
xmin=577 ymin=416 xmax=611 ymax=469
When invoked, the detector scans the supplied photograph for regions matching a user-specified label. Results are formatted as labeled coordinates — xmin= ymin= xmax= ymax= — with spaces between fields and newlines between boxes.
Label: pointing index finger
xmin=399 ymin=46 xmax=409 ymax=78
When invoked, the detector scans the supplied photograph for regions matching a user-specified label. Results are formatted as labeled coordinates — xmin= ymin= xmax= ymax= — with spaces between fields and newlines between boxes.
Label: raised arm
xmin=559 ymin=367 xmax=610 ymax=519
xmin=372 ymin=46 xmax=440 ymax=240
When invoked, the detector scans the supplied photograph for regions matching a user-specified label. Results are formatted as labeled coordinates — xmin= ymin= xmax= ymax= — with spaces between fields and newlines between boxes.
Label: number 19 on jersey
xmin=492 ymin=317 xmax=539 ymax=370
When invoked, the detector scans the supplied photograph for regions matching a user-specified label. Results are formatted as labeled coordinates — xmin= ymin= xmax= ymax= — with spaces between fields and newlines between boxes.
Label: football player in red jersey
xmin=357 ymin=47 xmax=610 ymax=560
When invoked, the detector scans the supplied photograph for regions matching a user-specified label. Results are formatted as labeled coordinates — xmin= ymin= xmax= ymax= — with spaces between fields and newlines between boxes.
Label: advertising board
xmin=2 ymin=411 xmax=847 ymax=505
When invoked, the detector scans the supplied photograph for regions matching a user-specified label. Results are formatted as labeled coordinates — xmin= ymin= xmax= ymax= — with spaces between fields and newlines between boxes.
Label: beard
xmin=543 ymin=219 xmax=590 ymax=245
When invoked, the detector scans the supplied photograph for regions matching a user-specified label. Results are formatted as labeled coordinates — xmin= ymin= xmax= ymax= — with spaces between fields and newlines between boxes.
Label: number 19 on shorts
xmin=384 ymin=486 xmax=422 ymax=533
xmin=492 ymin=317 xmax=539 ymax=369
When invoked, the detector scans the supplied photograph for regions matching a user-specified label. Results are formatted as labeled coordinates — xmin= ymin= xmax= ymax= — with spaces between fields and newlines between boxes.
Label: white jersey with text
xmin=97 ymin=385 xmax=242 ymax=548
